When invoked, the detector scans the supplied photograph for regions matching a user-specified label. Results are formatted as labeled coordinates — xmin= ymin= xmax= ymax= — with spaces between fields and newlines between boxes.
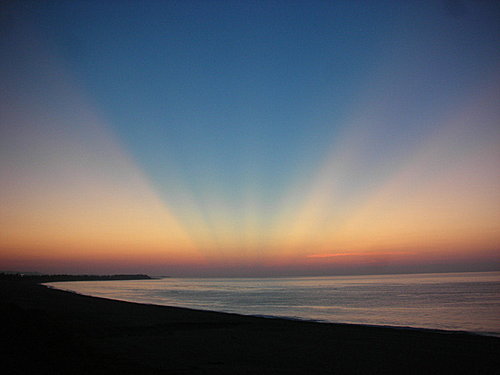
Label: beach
xmin=2 ymin=279 xmax=499 ymax=374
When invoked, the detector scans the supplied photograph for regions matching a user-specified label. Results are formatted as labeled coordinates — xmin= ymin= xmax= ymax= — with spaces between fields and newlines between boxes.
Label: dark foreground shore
xmin=1 ymin=280 xmax=499 ymax=374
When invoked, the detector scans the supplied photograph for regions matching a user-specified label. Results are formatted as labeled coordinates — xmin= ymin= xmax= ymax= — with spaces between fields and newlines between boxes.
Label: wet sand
xmin=1 ymin=279 xmax=499 ymax=374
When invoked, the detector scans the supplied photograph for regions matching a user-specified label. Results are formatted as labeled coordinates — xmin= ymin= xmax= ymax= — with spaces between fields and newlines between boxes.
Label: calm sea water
xmin=47 ymin=271 xmax=500 ymax=336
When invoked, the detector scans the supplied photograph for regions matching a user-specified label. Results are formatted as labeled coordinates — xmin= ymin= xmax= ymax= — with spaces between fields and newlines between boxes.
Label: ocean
xmin=46 ymin=271 xmax=500 ymax=336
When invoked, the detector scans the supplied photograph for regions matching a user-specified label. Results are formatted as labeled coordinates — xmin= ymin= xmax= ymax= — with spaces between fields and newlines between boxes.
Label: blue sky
xmin=37 ymin=1 xmax=498 ymax=210
xmin=1 ymin=0 xmax=499 ymax=275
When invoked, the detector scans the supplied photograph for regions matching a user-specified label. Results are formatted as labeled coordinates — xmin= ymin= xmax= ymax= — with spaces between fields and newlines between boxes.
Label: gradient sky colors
xmin=1 ymin=1 xmax=499 ymax=276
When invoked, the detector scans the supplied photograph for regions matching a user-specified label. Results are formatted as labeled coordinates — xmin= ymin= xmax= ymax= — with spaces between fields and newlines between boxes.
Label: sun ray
xmin=0 ymin=23 xmax=205 ymax=268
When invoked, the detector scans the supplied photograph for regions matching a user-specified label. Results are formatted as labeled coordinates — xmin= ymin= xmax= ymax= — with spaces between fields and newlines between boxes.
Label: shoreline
xmin=48 ymin=282 xmax=488 ymax=337
xmin=229 ymin=313 xmax=500 ymax=338
xmin=45 ymin=277 xmax=500 ymax=339
xmin=2 ymin=279 xmax=499 ymax=374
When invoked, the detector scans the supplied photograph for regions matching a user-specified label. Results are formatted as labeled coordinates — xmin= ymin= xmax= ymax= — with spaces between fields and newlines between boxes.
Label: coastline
xmin=45 ymin=283 xmax=500 ymax=338
xmin=2 ymin=279 xmax=499 ymax=374
xmin=44 ymin=272 xmax=500 ymax=338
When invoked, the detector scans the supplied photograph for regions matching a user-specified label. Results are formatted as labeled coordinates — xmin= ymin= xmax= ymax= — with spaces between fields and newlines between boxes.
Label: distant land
xmin=1 ymin=271 xmax=43 ymax=275
xmin=0 ymin=272 xmax=152 ymax=283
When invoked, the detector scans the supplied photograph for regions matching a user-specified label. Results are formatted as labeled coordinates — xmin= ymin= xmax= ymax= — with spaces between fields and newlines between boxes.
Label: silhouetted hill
xmin=0 ymin=273 xmax=152 ymax=283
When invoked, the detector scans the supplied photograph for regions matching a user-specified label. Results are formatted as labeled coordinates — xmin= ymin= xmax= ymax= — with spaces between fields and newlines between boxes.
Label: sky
xmin=1 ymin=0 xmax=499 ymax=276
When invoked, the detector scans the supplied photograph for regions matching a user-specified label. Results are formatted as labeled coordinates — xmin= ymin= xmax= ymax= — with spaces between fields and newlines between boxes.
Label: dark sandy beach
xmin=1 ymin=279 xmax=499 ymax=374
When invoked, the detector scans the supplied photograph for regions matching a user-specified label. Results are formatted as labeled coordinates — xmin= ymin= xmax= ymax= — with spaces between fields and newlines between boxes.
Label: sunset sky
xmin=1 ymin=1 xmax=499 ymax=276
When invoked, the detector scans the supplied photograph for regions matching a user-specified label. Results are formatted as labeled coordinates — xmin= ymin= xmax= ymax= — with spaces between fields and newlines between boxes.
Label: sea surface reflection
xmin=47 ymin=271 xmax=500 ymax=335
